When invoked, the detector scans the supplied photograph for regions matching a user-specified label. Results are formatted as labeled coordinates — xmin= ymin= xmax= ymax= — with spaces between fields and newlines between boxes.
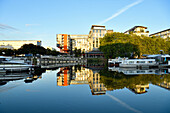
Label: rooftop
xmin=149 ymin=28 xmax=170 ymax=36
xmin=124 ymin=26 xmax=148 ymax=33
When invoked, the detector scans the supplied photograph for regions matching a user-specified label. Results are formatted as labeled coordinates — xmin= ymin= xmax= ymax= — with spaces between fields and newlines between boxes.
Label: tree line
xmin=99 ymin=68 xmax=170 ymax=91
xmin=99 ymin=32 xmax=170 ymax=58
xmin=0 ymin=44 xmax=60 ymax=56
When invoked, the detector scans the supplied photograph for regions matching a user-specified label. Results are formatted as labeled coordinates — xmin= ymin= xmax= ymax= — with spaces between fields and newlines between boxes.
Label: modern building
xmin=0 ymin=40 xmax=41 ymax=49
xmin=88 ymin=25 xmax=107 ymax=51
xmin=149 ymin=28 xmax=170 ymax=39
xmin=124 ymin=26 xmax=149 ymax=37
xmin=56 ymin=34 xmax=71 ymax=53
xmin=70 ymin=34 xmax=89 ymax=52
xmin=56 ymin=25 xmax=113 ymax=54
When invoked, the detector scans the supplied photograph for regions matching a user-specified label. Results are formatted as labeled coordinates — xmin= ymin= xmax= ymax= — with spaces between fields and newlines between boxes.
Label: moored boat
xmin=0 ymin=56 xmax=33 ymax=72
xmin=119 ymin=59 xmax=157 ymax=68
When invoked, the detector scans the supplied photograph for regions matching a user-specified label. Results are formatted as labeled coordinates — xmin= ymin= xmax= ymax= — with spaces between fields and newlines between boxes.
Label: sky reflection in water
xmin=0 ymin=66 xmax=170 ymax=113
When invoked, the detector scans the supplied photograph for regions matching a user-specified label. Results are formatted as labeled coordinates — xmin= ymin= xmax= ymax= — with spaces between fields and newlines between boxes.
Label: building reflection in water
xmin=56 ymin=66 xmax=170 ymax=95
xmin=57 ymin=66 xmax=107 ymax=95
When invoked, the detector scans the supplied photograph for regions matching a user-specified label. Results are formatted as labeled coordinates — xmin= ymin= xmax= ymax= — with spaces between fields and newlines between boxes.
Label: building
xmin=124 ymin=26 xmax=149 ymax=37
xmin=56 ymin=34 xmax=71 ymax=53
xmin=56 ymin=25 xmax=113 ymax=54
xmin=56 ymin=34 xmax=90 ymax=54
xmin=0 ymin=44 xmax=13 ymax=49
xmin=0 ymin=40 xmax=41 ymax=49
xmin=70 ymin=34 xmax=89 ymax=52
xmin=88 ymin=25 xmax=107 ymax=51
xmin=106 ymin=29 xmax=114 ymax=33
xmin=149 ymin=28 xmax=170 ymax=39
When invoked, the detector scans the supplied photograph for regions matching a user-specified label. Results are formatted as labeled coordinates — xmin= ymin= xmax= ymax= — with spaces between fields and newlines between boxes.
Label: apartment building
xmin=56 ymin=25 xmax=113 ymax=54
xmin=88 ymin=25 xmax=107 ymax=51
xmin=0 ymin=40 xmax=41 ymax=49
xmin=149 ymin=28 xmax=170 ymax=39
xmin=70 ymin=34 xmax=89 ymax=52
xmin=56 ymin=34 xmax=71 ymax=53
xmin=124 ymin=26 xmax=149 ymax=37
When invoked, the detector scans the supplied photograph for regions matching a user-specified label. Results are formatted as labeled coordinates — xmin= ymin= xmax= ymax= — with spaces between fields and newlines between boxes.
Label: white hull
xmin=0 ymin=65 xmax=32 ymax=72
xmin=119 ymin=64 xmax=156 ymax=68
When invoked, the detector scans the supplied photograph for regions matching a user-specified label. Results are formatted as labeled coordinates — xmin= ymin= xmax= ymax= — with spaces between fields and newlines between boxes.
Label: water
xmin=0 ymin=66 xmax=170 ymax=113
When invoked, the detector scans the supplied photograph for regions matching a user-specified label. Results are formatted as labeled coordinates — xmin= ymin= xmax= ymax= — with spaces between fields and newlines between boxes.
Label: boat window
xmin=148 ymin=61 xmax=153 ymax=63
xmin=137 ymin=61 xmax=145 ymax=63
xmin=129 ymin=61 xmax=134 ymax=64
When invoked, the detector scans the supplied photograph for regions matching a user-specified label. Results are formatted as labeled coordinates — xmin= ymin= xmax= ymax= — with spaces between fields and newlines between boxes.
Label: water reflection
xmin=0 ymin=67 xmax=46 ymax=86
xmin=1 ymin=65 xmax=170 ymax=95
xmin=56 ymin=66 xmax=170 ymax=95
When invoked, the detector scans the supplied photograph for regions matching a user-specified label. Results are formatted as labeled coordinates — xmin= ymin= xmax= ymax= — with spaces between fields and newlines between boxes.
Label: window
xmin=137 ymin=61 xmax=145 ymax=63
xmin=148 ymin=61 xmax=153 ymax=63
xmin=96 ymin=30 xmax=98 ymax=33
xmin=93 ymin=30 xmax=95 ymax=33
xmin=100 ymin=30 xmax=101 ymax=33
xmin=129 ymin=61 xmax=134 ymax=64
xmin=96 ymin=42 xmax=98 ymax=47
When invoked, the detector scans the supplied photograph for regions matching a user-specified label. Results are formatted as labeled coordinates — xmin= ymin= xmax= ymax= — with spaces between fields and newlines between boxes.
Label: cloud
xmin=99 ymin=0 xmax=143 ymax=24
xmin=25 ymin=24 xmax=40 ymax=27
xmin=0 ymin=23 xmax=18 ymax=31
xmin=107 ymin=93 xmax=142 ymax=113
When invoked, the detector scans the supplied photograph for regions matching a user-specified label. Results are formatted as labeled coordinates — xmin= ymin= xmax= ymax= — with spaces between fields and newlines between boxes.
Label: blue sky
xmin=0 ymin=0 xmax=169 ymax=48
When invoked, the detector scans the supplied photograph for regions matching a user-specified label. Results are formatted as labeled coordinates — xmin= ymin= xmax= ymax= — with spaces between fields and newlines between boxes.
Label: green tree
xmin=100 ymin=32 xmax=170 ymax=58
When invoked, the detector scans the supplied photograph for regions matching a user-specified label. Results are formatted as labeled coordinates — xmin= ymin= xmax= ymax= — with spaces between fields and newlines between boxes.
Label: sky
xmin=0 ymin=0 xmax=170 ymax=48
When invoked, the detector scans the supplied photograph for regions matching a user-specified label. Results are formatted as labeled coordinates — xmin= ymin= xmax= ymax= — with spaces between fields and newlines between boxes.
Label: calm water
xmin=0 ymin=66 xmax=170 ymax=113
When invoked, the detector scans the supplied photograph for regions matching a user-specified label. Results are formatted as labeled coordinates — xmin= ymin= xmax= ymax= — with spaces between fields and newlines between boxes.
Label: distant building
xmin=56 ymin=25 xmax=113 ymax=54
xmin=88 ymin=25 xmax=107 ymax=51
xmin=56 ymin=34 xmax=71 ymax=53
xmin=0 ymin=40 xmax=41 ymax=49
xmin=106 ymin=29 xmax=114 ymax=33
xmin=56 ymin=34 xmax=89 ymax=54
xmin=0 ymin=44 xmax=13 ymax=49
xmin=149 ymin=28 xmax=170 ymax=39
xmin=70 ymin=34 xmax=89 ymax=52
xmin=124 ymin=26 xmax=149 ymax=37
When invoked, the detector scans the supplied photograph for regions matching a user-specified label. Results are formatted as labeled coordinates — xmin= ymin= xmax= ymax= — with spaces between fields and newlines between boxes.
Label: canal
xmin=0 ymin=65 xmax=170 ymax=113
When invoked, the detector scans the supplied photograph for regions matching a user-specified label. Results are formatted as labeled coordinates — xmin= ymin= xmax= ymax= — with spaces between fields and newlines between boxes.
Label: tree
xmin=0 ymin=49 xmax=14 ymax=56
xmin=100 ymin=32 xmax=170 ymax=58
xmin=17 ymin=44 xmax=46 ymax=56
xmin=73 ymin=48 xmax=82 ymax=57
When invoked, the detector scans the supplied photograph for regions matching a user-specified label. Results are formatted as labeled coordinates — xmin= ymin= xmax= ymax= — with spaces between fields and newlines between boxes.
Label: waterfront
xmin=0 ymin=66 xmax=170 ymax=113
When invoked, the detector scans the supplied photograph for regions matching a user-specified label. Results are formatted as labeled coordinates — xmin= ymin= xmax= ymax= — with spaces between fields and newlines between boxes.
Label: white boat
xmin=108 ymin=57 xmax=128 ymax=66
xmin=0 ymin=56 xmax=33 ymax=72
xmin=119 ymin=59 xmax=157 ymax=68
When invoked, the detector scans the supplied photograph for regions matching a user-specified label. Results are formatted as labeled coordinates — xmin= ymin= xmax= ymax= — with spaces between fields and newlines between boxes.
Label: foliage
xmin=0 ymin=48 xmax=14 ymax=56
xmin=17 ymin=44 xmax=46 ymax=55
xmin=99 ymin=32 xmax=170 ymax=58
xmin=99 ymin=68 xmax=170 ymax=90
xmin=73 ymin=48 xmax=82 ymax=57
xmin=0 ymin=44 xmax=60 ymax=56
